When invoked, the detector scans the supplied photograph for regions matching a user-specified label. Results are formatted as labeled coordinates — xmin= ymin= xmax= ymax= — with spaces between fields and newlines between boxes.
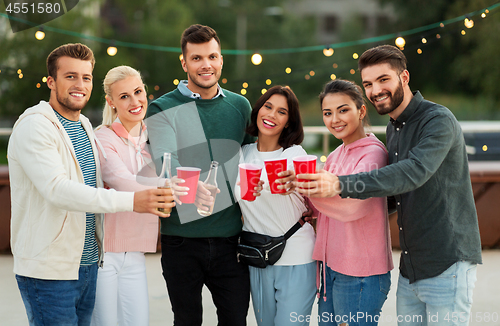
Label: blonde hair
xmin=96 ymin=65 xmax=144 ymax=130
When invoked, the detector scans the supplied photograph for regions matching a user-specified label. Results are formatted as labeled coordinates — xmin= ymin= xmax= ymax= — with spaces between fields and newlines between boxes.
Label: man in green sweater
xmin=145 ymin=24 xmax=254 ymax=326
xmin=297 ymin=45 xmax=481 ymax=326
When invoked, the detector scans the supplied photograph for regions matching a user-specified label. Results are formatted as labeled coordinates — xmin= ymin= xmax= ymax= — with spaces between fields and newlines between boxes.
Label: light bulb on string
xmin=242 ymin=82 xmax=248 ymax=88
xmin=421 ymin=37 xmax=427 ymax=44
xmin=285 ymin=67 xmax=291 ymax=74
xmin=481 ymin=12 xmax=486 ymax=18
xmin=173 ymin=79 xmax=179 ymax=85
xmin=179 ymin=54 xmax=183 ymax=61
xmin=107 ymin=45 xmax=117 ymax=56
xmin=352 ymin=53 xmax=359 ymax=59
xmin=464 ymin=18 xmax=474 ymax=29
xmin=261 ymin=89 xmax=267 ymax=95
xmin=251 ymin=53 xmax=262 ymax=65
xmin=35 ymin=27 xmax=45 ymax=40
xmin=395 ymin=37 xmax=406 ymax=48
xmin=241 ymin=89 xmax=247 ymax=95
xmin=266 ymin=79 xmax=272 ymax=85
xmin=42 ymin=77 xmax=47 ymax=83
xmin=323 ymin=47 xmax=334 ymax=57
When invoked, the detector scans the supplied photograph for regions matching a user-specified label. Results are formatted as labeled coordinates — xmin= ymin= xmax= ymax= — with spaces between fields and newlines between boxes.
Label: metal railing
xmin=3 ymin=120 xmax=500 ymax=155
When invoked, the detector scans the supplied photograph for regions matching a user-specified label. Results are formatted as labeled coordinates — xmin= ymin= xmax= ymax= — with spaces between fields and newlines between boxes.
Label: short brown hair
xmin=358 ymin=45 xmax=407 ymax=74
xmin=46 ymin=43 xmax=95 ymax=79
xmin=181 ymin=24 xmax=220 ymax=57
xmin=246 ymin=85 xmax=304 ymax=149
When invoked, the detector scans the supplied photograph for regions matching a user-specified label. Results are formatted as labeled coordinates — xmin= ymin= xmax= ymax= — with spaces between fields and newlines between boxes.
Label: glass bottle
xmin=157 ymin=152 xmax=173 ymax=214
xmin=197 ymin=161 xmax=219 ymax=217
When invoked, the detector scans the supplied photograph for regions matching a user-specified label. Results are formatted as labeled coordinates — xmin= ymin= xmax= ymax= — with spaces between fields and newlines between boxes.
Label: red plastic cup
xmin=264 ymin=158 xmax=287 ymax=194
xmin=176 ymin=167 xmax=201 ymax=204
xmin=239 ymin=163 xmax=263 ymax=201
xmin=293 ymin=155 xmax=317 ymax=182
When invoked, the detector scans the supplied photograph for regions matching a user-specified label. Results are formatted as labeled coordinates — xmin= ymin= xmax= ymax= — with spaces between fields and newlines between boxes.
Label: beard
xmin=370 ymin=80 xmax=404 ymax=116
xmin=187 ymin=70 xmax=221 ymax=90
xmin=55 ymin=89 xmax=88 ymax=112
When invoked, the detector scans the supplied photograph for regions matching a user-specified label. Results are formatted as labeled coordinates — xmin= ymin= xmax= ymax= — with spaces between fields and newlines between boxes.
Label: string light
xmin=17 ymin=69 xmax=22 ymax=74
xmin=261 ymin=89 xmax=267 ymax=94
xmin=251 ymin=53 xmax=262 ymax=65
xmin=482 ymin=145 xmax=488 ymax=151
xmin=332 ymin=63 xmax=338 ymax=69
xmin=222 ymin=78 xmax=228 ymax=84
xmin=35 ymin=27 xmax=45 ymax=40
xmin=305 ymin=75 xmax=310 ymax=80
xmin=179 ymin=54 xmax=183 ymax=61
xmin=242 ymin=82 xmax=248 ymax=88
xmin=395 ymin=37 xmax=406 ymax=48
xmin=481 ymin=12 xmax=486 ymax=18
xmin=330 ymin=74 xmax=337 ymax=80
xmin=464 ymin=18 xmax=474 ymax=28
xmin=285 ymin=67 xmax=291 ymax=74
xmin=36 ymin=83 xmax=41 ymax=88
xmin=417 ymin=48 xmax=423 ymax=54
xmin=309 ymin=71 xmax=315 ymax=76
xmin=42 ymin=77 xmax=47 ymax=83
xmin=350 ymin=69 xmax=356 ymax=75
xmin=154 ymin=85 xmax=160 ymax=91
xmin=19 ymin=74 xmax=23 ymax=79
xmin=241 ymin=89 xmax=247 ymax=95
xmin=173 ymin=79 xmax=179 ymax=85
xmin=107 ymin=46 xmax=117 ymax=56
xmin=461 ymin=30 xmax=466 ymax=35
xmin=440 ymin=23 xmax=445 ymax=27
xmin=320 ymin=155 xmax=327 ymax=163
xmin=323 ymin=47 xmax=334 ymax=57
xmin=266 ymin=79 xmax=272 ymax=85
xmin=149 ymin=94 xmax=154 ymax=100
xmin=436 ymin=34 xmax=441 ymax=39
xmin=352 ymin=53 xmax=359 ymax=59
xmin=422 ymin=37 xmax=427 ymax=44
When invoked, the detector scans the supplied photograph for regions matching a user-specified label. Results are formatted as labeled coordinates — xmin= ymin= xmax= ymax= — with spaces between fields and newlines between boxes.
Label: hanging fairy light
xmin=222 ymin=78 xmax=228 ymax=84
xmin=107 ymin=46 xmax=117 ymax=56
xmin=464 ymin=18 xmax=474 ymax=29
xmin=42 ymin=77 xmax=47 ymax=83
xmin=251 ymin=53 xmax=262 ymax=65
xmin=261 ymin=89 xmax=267 ymax=94
xmin=285 ymin=67 xmax=291 ymax=74
xmin=242 ymin=82 xmax=248 ymax=88
xmin=481 ymin=12 xmax=486 ymax=18
xmin=395 ymin=37 xmax=406 ymax=48
xmin=323 ymin=47 xmax=334 ymax=57
xmin=241 ymin=89 xmax=247 ymax=95
xmin=173 ymin=79 xmax=179 ymax=85
xmin=35 ymin=27 xmax=45 ymax=40
xmin=266 ymin=79 xmax=272 ymax=85
xmin=179 ymin=54 xmax=183 ymax=61
xmin=417 ymin=48 xmax=423 ymax=54
xmin=421 ymin=37 xmax=427 ymax=44
xmin=352 ymin=53 xmax=359 ymax=59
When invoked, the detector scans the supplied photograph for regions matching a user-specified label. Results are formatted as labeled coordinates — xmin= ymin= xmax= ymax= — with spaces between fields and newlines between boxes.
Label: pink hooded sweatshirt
xmin=309 ymin=134 xmax=393 ymax=294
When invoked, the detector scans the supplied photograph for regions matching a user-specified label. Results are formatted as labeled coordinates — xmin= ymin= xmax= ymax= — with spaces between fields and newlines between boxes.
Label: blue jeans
xmin=318 ymin=265 xmax=391 ymax=326
xmin=249 ymin=262 xmax=316 ymax=326
xmin=16 ymin=263 xmax=98 ymax=326
xmin=161 ymin=234 xmax=250 ymax=326
xmin=396 ymin=261 xmax=477 ymax=326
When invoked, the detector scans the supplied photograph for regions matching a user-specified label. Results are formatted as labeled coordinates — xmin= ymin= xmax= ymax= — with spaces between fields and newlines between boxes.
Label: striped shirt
xmin=54 ymin=110 xmax=98 ymax=265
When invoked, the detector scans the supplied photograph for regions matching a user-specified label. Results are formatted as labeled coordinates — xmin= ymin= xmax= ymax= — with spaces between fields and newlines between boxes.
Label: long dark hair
xmin=246 ymin=85 xmax=304 ymax=149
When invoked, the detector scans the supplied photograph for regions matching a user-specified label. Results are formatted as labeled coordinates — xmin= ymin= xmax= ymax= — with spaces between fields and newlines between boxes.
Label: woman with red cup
xmin=296 ymin=79 xmax=393 ymax=326
xmin=236 ymin=86 xmax=316 ymax=326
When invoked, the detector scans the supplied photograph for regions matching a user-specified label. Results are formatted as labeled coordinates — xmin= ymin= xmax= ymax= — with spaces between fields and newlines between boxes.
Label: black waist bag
xmin=237 ymin=216 xmax=306 ymax=268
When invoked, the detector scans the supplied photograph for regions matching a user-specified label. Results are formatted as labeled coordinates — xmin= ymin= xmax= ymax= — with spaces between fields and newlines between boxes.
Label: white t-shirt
xmin=235 ymin=143 xmax=315 ymax=265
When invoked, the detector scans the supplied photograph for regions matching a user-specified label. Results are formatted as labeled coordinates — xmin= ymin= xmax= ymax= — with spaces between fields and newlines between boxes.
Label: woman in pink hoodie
xmin=91 ymin=66 xmax=176 ymax=326
xmin=296 ymin=79 xmax=393 ymax=326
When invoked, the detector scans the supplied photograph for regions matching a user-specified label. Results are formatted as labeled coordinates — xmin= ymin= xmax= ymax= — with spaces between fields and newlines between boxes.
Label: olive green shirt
xmin=339 ymin=91 xmax=482 ymax=283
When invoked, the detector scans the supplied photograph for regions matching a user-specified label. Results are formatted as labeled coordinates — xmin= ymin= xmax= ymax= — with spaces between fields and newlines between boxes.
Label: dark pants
xmin=161 ymin=234 xmax=250 ymax=326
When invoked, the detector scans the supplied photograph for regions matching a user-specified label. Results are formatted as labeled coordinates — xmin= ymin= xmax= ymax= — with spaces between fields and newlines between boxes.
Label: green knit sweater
xmin=146 ymin=88 xmax=254 ymax=238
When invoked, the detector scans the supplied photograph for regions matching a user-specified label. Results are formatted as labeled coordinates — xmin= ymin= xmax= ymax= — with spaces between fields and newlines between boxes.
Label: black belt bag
xmin=237 ymin=216 xmax=307 ymax=268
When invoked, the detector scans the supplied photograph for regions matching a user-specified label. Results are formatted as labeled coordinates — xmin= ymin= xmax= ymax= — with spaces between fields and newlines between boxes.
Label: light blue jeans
xmin=249 ymin=262 xmax=316 ymax=326
xmin=16 ymin=263 xmax=98 ymax=326
xmin=318 ymin=265 xmax=391 ymax=326
xmin=396 ymin=261 xmax=477 ymax=326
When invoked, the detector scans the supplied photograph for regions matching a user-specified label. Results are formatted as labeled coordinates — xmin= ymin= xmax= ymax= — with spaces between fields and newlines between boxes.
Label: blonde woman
xmin=91 ymin=66 xmax=175 ymax=326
